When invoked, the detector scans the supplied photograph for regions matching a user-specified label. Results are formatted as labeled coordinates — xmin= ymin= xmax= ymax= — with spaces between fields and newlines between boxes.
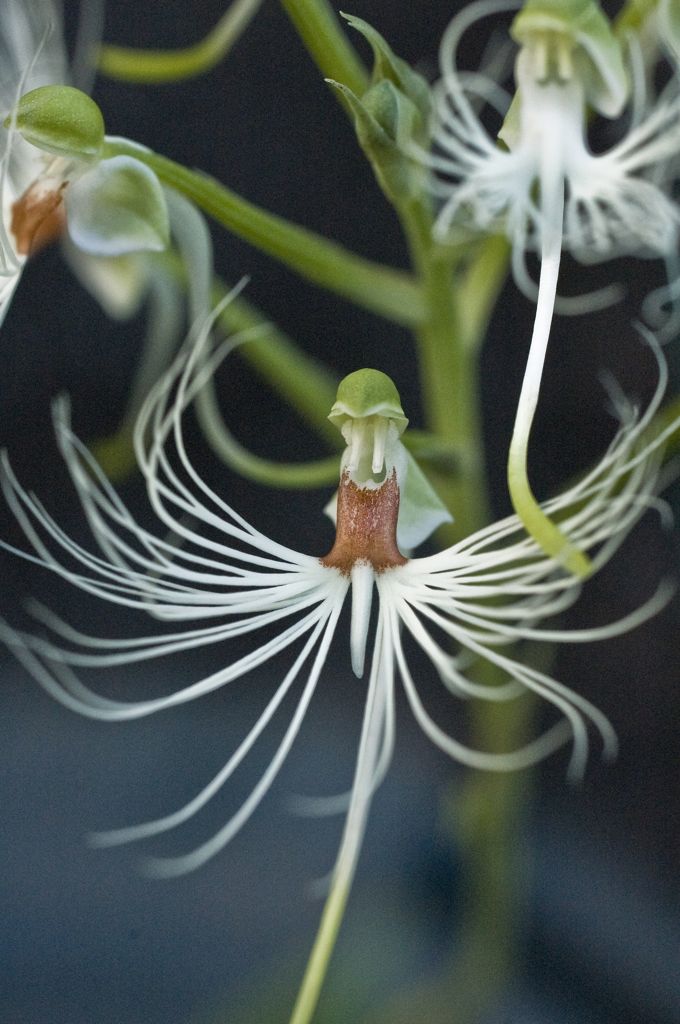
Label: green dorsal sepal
xmin=328 ymin=368 xmax=408 ymax=434
xmin=9 ymin=86 xmax=105 ymax=159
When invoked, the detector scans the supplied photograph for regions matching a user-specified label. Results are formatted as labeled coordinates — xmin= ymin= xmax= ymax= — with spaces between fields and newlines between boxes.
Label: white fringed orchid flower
xmin=0 ymin=296 xmax=674 ymax=892
xmin=421 ymin=0 xmax=680 ymax=574
xmin=0 ymin=0 xmax=170 ymax=328
xmin=0 ymin=0 xmax=69 ymax=322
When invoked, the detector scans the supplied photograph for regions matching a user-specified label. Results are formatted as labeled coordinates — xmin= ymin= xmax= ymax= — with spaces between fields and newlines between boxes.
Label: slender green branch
xmin=279 ymin=0 xmax=368 ymax=94
xmin=98 ymin=0 xmax=264 ymax=82
xmin=194 ymin=376 xmax=341 ymax=487
xmin=103 ymin=139 xmax=424 ymax=327
xmin=289 ymin=874 xmax=351 ymax=1024
xmin=458 ymin=235 xmax=511 ymax=352
xmin=399 ymin=198 xmax=489 ymax=539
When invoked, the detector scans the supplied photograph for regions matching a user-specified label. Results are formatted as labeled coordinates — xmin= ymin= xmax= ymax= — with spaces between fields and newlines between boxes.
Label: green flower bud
xmin=328 ymin=16 xmax=431 ymax=204
xmin=331 ymin=78 xmax=424 ymax=202
xmin=8 ymin=85 xmax=105 ymax=158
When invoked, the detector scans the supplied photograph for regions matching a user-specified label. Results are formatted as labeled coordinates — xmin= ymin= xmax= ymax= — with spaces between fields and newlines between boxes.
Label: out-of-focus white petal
xmin=65 ymin=155 xmax=169 ymax=256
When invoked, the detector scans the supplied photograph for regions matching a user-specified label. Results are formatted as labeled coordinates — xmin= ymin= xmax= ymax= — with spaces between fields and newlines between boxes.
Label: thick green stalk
xmin=102 ymin=139 xmax=425 ymax=328
xmin=400 ymin=200 xmax=490 ymax=538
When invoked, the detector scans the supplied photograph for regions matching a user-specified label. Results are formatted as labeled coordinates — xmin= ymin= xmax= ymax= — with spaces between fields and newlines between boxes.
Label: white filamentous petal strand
xmin=350 ymin=561 xmax=375 ymax=679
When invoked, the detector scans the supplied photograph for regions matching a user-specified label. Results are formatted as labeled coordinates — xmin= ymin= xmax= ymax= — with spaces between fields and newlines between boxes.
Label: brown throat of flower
xmin=320 ymin=469 xmax=407 ymax=574
xmin=11 ymin=180 xmax=67 ymax=257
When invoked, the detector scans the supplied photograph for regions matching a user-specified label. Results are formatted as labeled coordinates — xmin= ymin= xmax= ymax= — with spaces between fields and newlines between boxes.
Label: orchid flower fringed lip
xmin=0 ymin=293 xmax=675 ymax=880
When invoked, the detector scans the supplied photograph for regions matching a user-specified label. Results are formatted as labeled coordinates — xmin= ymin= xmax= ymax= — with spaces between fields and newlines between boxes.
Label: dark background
xmin=0 ymin=2 xmax=678 ymax=1023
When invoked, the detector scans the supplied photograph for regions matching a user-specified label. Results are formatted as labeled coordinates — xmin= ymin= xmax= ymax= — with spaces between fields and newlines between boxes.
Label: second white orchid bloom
xmin=421 ymin=0 xmax=680 ymax=574
xmin=8 ymin=84 xmax=169 ymax=266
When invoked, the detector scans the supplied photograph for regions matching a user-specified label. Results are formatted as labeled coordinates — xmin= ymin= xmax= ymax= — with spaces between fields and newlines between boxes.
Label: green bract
xmin=511 ymin=0 xmax=627 ymax=116
xmin=331 ymin=78 xmax=424 ymax=202
xmin=328 ymin=368 xmax=408 ymax=434
xmin=341 ymin=13 xmax=430 ymax=123
xmin=10 ymin=85 xmax=105 ymax=158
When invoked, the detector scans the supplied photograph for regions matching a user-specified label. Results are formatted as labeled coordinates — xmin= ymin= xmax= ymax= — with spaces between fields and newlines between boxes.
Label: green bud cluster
xmin=328 ymin=16 xmax=431 ymax=203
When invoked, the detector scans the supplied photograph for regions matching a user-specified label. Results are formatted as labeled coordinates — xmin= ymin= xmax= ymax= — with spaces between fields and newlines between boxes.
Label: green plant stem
xmin=279 ymin=0 xmax=369 ymax=95
xmin=98 ymin=0 xmax=264 ymax=82
xmin=289 ymin=874 xmax=352 ymax=1024
xmin=400 ymin=200 xmax=490 ymax=539
xmin=103 ymin=139 xmax=424 ymax=328
xmin=458 ymin=235 xmax=511 ymax=351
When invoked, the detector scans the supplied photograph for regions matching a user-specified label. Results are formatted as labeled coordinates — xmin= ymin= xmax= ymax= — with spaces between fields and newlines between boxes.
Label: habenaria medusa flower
xmin=0 ymin=293 xmax=674 ymax=886
xmin=418 ymin=0 xmax=680 ymax=574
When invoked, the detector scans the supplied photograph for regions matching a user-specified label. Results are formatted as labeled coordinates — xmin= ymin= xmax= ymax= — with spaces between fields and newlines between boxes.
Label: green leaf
xmin=10 ymin=85 xmax=105 ymax=158
xmin=65 ymin=156 xmax=169 ymax=256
